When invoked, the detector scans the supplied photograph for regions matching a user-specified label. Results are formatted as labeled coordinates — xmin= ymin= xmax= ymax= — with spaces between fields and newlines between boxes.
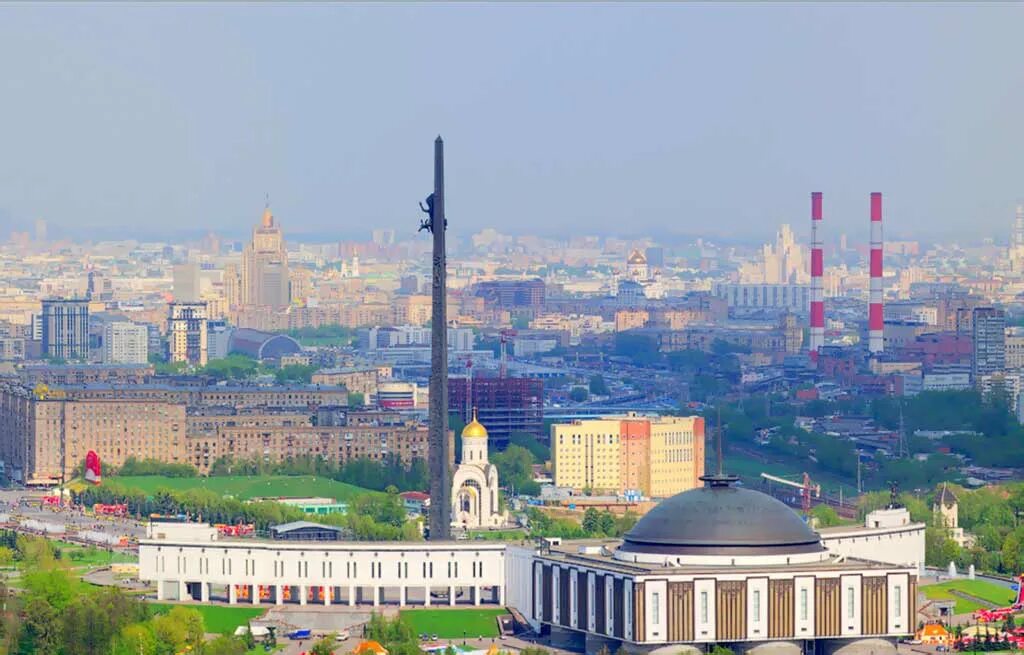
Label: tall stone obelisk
xmin=423 ymin=136 xmax=452 ymax=539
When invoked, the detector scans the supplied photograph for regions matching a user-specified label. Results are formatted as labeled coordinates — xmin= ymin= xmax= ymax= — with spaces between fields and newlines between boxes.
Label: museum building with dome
xmin=505 ymin=473 xmax=922 ymax=655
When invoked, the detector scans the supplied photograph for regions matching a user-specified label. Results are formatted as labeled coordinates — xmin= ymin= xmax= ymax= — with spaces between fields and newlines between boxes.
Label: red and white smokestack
xmin=809 ymin=192 xmax=824 ymax=361
xmin=868 ymin=192 xmax=884 ymax=355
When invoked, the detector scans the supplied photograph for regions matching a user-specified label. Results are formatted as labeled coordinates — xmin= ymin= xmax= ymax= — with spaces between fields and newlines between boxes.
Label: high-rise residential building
xmin=103 ymin=322 xmax=149 ymax=364
xmin=223 ymin=263 xmax=242 ymax=310
xmin=173 ymin=263 xmax=202 ymax=303
xmin=372 ymin=228 xmax=396 ymax=247
xmin=168 ymin=302 xmax=208 ymax=366
xmin=551 ymin=414 xmax=705 ymax=498
xmin=241 ymin=203 xmax=290 ymax=309
xmin=41 ymin=299 xmax=90 ymax=360
xmin=33 ymin=218 xmax=47 ymax=243
xmin=206 ymin=320 xmax=232 ymax=361
xmin=972 ymin=307 xmax=1006 ymax=382
xmin=86 ymin=271 xmax=113 ymax=302
xmin=473 ymin=279 xmax=545 ymax=308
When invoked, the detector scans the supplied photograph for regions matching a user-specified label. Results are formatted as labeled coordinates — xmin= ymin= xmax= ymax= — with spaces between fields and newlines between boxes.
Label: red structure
xmin=869 ymin=193 xmax=884 ymax=355
xmin=85 ymin=450 xmax=101 ymax=484
xmin=809 ymin=192 xmax=825 ymax=361
xmin=448 ymin=376 xmax=544 ymax=449
xmin=974 ymin=574 xmax=1024 ymax=622
xmin=93 ymin=503 xmax=127 ymax=517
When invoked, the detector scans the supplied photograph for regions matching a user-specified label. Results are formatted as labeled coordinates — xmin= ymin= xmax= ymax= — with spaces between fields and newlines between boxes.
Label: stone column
xmin=299 ymin=585 xmax=307 ymax=606
xmin=425 ymin=586 xmax=431 ymax=607
xmin=251 ymin=585 xmax=259 ymax=606
xmin=348 ymin=586 xmax=355 ymax=606
xmin=178 ymin=580 xmax=188 ymax=602
xmin=156 ymin=581 xmax=165 ymax=601
xmin=200 ymin=583 xmax=209 ymax=603
xmin=449 ymin=585 xmax=456 ymax=606
xmin=373 ymin=586 xmax=380 ymax=607
xmin=229 ymin=584 xmax=237 ymax=605
xmin=474 ymin=585 xmax=481 ymax=606
xmin=275 ymin=584 xmax=283 ymax=606
xmin=399 ymin=586 xmax=406 ymax=607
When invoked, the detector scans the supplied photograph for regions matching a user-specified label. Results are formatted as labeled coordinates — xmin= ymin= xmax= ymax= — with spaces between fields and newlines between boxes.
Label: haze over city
xmin=1 ymin=3 xmax=1022 ymax=241
xmin=3 ymin=5 xmax=1024 ymax=655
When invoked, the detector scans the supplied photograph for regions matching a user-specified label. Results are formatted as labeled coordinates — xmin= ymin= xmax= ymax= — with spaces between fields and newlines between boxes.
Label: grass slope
xmin=112 ymin=475 xmax=380 ymax=502
xmin=922 ymin=579 xmax=1015 ymax=614
xmin=55 ymin=541 xmax=137 ymax=568
xmin=400 ymin=608 xmax=505 ymax=638
xmin=149 ymin=603 xmax=266 ymax=635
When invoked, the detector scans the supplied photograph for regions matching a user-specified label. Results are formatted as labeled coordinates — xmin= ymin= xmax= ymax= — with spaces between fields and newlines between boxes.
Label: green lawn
xmin=149 ymin=603 xmax=266 ymax=635
xmin=400 ymin=608 xmax=506 ymax=638
xmin=56 ymin=541 xmax=136 ymax=568
xmin=921 ymin=579 xmax=1015 ymax=614
xmin=467 ymin=530 xmax=528 ymax=541
xmin=112 ymin=475 xmax=380 ymax=502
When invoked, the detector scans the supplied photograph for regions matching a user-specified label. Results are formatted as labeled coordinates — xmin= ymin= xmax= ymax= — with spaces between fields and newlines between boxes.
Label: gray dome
xmin=619 ymin=476 xmax=824 ymax=556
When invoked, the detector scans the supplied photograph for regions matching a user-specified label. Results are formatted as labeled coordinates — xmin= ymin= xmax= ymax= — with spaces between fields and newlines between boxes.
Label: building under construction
xmin=448 ymin=376 xmax=544 ymax=449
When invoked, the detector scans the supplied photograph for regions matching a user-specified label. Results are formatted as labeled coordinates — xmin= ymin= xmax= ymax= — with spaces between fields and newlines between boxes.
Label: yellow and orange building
xmin=551 ymin=413 xmax=704 ymax=498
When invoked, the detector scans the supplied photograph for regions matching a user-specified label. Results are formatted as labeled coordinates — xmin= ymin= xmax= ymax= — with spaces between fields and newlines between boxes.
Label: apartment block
xmin=551 ymin=414 xmax=705 ymax=498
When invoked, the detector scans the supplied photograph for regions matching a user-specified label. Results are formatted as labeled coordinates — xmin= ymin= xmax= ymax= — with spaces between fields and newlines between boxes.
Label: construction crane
xmin=499 ymin=328 xmax=517 ymax=378
xmin=760 ymin=472 xmax=821 ymax=514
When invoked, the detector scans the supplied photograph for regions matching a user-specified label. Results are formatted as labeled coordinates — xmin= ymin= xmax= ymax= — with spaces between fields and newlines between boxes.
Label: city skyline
xmin=0 ymin=4 xmax=1021 ymax=241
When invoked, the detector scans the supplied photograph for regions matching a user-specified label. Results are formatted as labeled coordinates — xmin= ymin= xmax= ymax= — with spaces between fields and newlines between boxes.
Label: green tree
xmin=569 ymin=386 xmax=589 ymax=403
xmin=18 ymin=597 xmax=60 ymax=655
xmin=589 ymin=375 xmax=609 ymax=396
xmin=582 ymin=508 xmax=601 ymax=535
xmin=349 ymin=392 xmax=366 ymax=407
xmin=115 ymin=624 xmax=156 ymax=655
xmin=491 ymin=445 xmax=540 ymax=496
xmin=310 ymin=636 xmax=335 ymax=655
xmin=203 ymin=635 xmax=247 ymax=655
xmin=597 ymin=511 xmax=616 ymax=536
xmin=811 ymin=504 xmax=842 ymax=528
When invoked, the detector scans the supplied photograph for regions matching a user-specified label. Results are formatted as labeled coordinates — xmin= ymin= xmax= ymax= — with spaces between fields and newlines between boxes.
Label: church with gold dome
xmin=451 ymin=410 xmax=507 ymax=529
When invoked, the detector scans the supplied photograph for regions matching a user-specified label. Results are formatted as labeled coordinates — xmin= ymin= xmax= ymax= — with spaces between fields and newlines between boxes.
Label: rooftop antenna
xmin=701 ymin=405 xmax=738 ymax=488
xmin=717 ymin=404 xmax=724 ymax=476
xmin=265 ymin=192 xmax=270 ymax=208
xmin=897 ymin=402 xmax=908 ymax=459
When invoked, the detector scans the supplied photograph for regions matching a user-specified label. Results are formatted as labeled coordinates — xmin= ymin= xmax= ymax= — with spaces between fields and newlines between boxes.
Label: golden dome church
xmin=452 ymin=410 xmax=506 ymax=529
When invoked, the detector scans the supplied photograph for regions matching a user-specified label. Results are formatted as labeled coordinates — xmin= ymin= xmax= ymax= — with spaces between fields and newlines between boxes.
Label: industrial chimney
xmin=868 ymin=192 xmax=884 ymax=355
xmin=809 ymin=192 xmax=824 ymax=361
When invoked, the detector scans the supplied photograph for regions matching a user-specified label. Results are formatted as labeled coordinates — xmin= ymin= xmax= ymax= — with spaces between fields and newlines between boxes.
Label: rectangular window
xmin=800 ymin=588 xmax=808 ymax=621
xmin=847 ymin=587 xmax=855 ymax=618
xmin=894 ymin=586 xmax=901 ymax=615
xmin=753 ymin=589 xmax=761 ymax=622
xmin=651 ymin=592 xmax=660 ymax=625
xmin=700 ymin=591 xmax=709 ymax=623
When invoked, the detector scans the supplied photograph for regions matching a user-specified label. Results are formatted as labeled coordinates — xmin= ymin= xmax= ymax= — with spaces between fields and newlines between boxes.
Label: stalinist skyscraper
xmin=241 ymin=202 xmax=290 ymax=309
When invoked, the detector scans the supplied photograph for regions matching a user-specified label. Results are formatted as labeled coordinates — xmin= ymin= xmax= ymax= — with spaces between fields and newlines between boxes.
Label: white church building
xmin=451 ymin=410 xmax=506 ymax=530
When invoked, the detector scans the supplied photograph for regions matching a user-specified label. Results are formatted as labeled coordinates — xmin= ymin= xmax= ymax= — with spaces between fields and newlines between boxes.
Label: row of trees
xmin=150 ymin=353 xmax=317 ymax=384
xmin=73 ymin=480 xmax=421 ymax=541
xmin=526 ymin=507 xmax=638 ymax=539
xmin=111 ymin=453 xmax=430 ymax=495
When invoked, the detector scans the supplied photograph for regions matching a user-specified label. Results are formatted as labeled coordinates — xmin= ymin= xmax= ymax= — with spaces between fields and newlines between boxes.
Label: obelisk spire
xmin=424 ymin=136 xmax=452 ymax=539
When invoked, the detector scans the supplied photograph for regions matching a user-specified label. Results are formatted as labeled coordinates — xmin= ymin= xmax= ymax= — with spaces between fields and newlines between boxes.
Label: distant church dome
xmin=461 ymin=409 xmax=488 ymax=440
xmin=627 ymin=249 xmax=647 ymax=265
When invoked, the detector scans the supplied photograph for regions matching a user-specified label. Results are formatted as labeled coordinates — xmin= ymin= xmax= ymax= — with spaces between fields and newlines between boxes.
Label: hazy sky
xmin=0 ymin=3 xmax=1021 ymax=243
